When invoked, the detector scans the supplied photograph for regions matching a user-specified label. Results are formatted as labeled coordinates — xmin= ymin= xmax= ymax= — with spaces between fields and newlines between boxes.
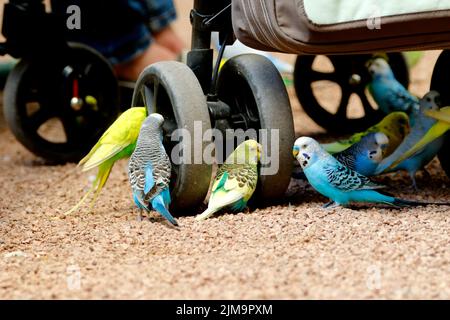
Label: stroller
xmin=130 ymin=0 xmax=450 ymax=211
xmin=2 ymin=0 xmax=450 ymax=213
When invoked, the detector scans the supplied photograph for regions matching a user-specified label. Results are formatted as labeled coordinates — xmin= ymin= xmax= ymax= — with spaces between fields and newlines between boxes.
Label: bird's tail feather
xmin=64 ymin=186 xmax=93 ymax=215
xmin=392 ymin=198 xmax=450 ymax=207
xmin=151 ymin=195 xmax=179 ymax=226
xmin=89 ymin=165 xmax=113 ymax=209
xmin=195 ymin=207 xmax=219 ymax=221
xmin=64 ymin=164 xmax=112 ymax=215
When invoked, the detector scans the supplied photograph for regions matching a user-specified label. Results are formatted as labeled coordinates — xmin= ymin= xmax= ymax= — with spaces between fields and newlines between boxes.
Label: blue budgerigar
xmin=374 ymin=91 xmax=444 ymax=189
xmin=128 ymin=113 xmax=178 ymax=226
xmin=334 ymin=132 xmax=389 ymax=177
xmin=367 ymin=58 xmax=419 ymax=116
xmin=292 ymin=132 xmax=388 ymax=181
xmin=292 ymin=136 xmax=449 ymax=209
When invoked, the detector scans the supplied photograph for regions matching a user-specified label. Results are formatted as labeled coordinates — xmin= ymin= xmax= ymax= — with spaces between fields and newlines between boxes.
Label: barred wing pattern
xmin=129 ymin=142 xmax=171 ymax=202
xmin=324 ymin=161 xmax=382 ymax=192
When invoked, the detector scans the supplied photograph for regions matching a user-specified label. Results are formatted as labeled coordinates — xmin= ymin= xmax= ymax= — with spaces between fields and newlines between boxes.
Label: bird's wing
xmin=426 ymin=107 xmax=450 ymax=123
xmin=333 ymin=152 xmax=356 ymax=171
xmin=211 ymin=170 xmax=240 ymax=193
xmin=128 ymin=156 xmax=146 ymax=191
xmin=376 ymin=116 xmax=429 ymax=173
xmin=322 ymin=142 xmax=350 ymax=154
xmin=389 ymin=121 xmax=450 ymax=169
xmin=324 ymin=161 xmax=384 ymax=192
xmin=81 ymin=143 xmax=125 ymax=171
xmin=385 ymin=84 xmax=418 ymax=111
xmin=79 ymin=108 xmax=146 ymax=170
xmin=322 ymin=131 xmax=366 ymax=154
xmin=144 ymin=164 xmax=155 ymax=194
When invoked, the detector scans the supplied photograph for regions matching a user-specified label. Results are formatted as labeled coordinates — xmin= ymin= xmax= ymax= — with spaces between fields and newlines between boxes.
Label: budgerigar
xmin=128 ymin=113 xmax=178 ymax=226
xmin=390 ymin=106 xmax=450 ymax=166
xmin=65 ymin=107 xmax=147 ymax=214
xmin=375 ymin=91 xmax=444 ymax=189
xmin=293 ymin=132 xmax=389 ymax=180
xmin=322 ymin=112 xmax=410 ymax=156
xmin=334 ymin=132 xmax=389 ymax=177
xmin=293 ymin=137 xmax=449 ymax=208
xmin=195 ymin=140 xmax=262 ymax=221
xmin=367 ymin=57 xmax=419 ymax=116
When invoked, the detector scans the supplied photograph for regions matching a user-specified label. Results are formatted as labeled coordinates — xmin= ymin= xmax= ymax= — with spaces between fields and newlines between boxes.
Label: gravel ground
xmin=0 ymin=3 xmax=449 ymax=299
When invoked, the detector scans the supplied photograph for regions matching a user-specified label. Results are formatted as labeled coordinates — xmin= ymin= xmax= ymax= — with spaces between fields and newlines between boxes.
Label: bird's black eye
xmin=302 ymin=144 xmax=307 ymax=149
xmin=426 ymin=97 xmax=432 ymax=102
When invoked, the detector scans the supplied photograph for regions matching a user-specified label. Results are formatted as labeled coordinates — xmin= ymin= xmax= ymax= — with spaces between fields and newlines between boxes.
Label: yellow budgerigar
xmin=65 ymin=107 xmax=147 ymax=214
xmin=389 ymin=106 xmax=450 ymax=167
xmin=195 ymin=140 xmax=262 ymax=221
xmin=322 ymin=111 xmax=410 ymax=156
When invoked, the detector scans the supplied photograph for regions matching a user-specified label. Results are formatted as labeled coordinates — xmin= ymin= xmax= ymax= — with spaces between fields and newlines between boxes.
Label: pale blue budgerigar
xmin=292 ymin=132 xmax=388 ymax=180
xmin=128 ymin=113 xmax=178 ymax=226
xmin=333 ymin=132 xmax=389 ymax=177
xmin=292 ymin=137 xmax=449 ymax=209
xmin=367 ymin=58 xmax=419 ymax=118
xmin=374 ymin=91 xmax=444 ymax=189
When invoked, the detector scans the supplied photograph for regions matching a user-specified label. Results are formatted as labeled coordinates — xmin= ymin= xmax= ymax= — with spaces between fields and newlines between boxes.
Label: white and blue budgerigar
xmin=291 ymin=132 xmax=388 ymax=181
xmin=374 ymin=91 xmax=444 ymax=189
xmin=292 ymin=136 xmax=449 ymax=209
xmin=128 ymin=113 xmax=178 ymax=226
xmin=367 ymin=57 xmax=419 ymax=117
xmin=333 ymin=132 xmax=389 ymax=177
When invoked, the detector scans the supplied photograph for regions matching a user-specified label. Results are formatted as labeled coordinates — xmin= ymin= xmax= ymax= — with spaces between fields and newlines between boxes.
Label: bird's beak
xmin=425 ymin=106 xmax=450 ymax=123
xmin=292 ymin=146 xmax=300 ymax=158
xmin=257 ymin=143 xmax=263 ymax=154
xmin=256 ymin=144 xmax=263 ymax=160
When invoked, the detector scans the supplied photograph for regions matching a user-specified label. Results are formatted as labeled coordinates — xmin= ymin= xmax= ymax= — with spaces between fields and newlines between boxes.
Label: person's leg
xmin=153 ymin=25 xmax=184 ymax=55
xmin=114 ymin=42 xmax=177 ymax=81
xmin=146 ymin=0 xmax=184 ymax=55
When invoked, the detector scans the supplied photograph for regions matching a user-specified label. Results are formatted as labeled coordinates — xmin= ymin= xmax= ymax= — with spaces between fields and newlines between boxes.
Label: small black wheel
xmin=293 ymin=53 xmax=409 ymax=133
xmin=131 ymin=61 xmax=212 ymax=214
xmin=3 ymin=42 xmax=119 ymax=162
xmin=217 ymin=54 xmax=295 ymax=202
xmin=430 ymin=50 xmax=450 ymax=178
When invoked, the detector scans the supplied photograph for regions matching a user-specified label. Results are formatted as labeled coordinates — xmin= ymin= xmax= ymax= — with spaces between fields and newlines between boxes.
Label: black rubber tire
xmin=131 ymin=61 xmax=212 ymax=214
xmin=217 ymin=54 xmax=295 ymax=203
xmin=430 ymin=50 xmax=450 ymax=178
xmin=293 ymin=53 xmax=409 ymax=133
xmin=3 ymin=42 xmax=119 ymax=163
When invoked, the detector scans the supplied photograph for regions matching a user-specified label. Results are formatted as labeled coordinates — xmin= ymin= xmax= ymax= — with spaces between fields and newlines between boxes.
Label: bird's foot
xmin=322 ymin=201 xmax=339 ymax=209
xmin=136 ymin=211 xmax=145 ymax=222
xmin=410 ymin=175 xmax=419 ymax=192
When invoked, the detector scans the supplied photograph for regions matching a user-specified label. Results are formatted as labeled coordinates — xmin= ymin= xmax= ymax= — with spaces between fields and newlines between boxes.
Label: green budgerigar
xmin=65 ymin=107 xmax=147 ymax=214
xmin=322 ymin=112 xmax=410 ymax=157
xmin=195 ymin=140 xmax=262 ymax=221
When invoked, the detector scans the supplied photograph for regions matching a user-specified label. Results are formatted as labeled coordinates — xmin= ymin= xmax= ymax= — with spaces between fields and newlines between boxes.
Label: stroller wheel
xmin=430 ymin=50 xmax=450 ymax=178
xmin=217 ymin=54 xmax=295 ymax=202
xmin=293 ymin=53 xmax=409 ymax=133
xmin=131 ymin=61 xmax=212 ymax=214
xmin=3 ymin=42 xmax=119 ymax=163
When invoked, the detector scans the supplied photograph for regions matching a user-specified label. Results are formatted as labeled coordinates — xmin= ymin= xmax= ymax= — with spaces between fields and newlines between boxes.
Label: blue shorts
xmin=53 ymin=0 xmax=177 ymax=65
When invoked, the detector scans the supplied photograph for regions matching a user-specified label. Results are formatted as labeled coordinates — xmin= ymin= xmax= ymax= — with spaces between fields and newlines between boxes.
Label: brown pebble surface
xmin=0 ymin=2 xmax=450 ymax=298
